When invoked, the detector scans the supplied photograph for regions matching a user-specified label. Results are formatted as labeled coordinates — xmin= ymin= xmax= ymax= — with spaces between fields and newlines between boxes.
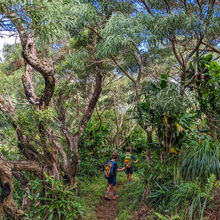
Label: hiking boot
xmin=112 ymin=195 xmax=117 ymax=200
xmin=105 ymin=194 xmax=110 ymax=200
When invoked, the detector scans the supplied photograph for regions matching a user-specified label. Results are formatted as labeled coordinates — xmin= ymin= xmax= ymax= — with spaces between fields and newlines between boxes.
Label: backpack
xmin=104 ymin=160 xmax=114 ymax=179
xmin=124 ymin=154 xmax=132 ymax=168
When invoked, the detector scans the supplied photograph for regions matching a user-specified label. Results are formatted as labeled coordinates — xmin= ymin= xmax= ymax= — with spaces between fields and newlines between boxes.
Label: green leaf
xmin=47 ymin=212 xmax=54 ymax=220
xmin=160 ymin=73 xmax=168 ymax=89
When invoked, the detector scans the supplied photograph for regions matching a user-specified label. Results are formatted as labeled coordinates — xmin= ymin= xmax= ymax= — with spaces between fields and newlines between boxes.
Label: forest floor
xmin=94 ymin=173 xmax=148 ymax=220
xmin=83 ymin=174 xmax=220 ymax=220
xmin=82 ymin=173 xmax=151 ymax=220
xmin=204 ymin=189 xmax=220 ymax=220
xmin=96 ymin=185 xmax=120 ymax=220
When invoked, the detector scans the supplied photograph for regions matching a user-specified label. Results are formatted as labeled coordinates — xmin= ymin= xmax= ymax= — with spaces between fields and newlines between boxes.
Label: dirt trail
xmin=96 ymin=186 xmax=120 ymax=220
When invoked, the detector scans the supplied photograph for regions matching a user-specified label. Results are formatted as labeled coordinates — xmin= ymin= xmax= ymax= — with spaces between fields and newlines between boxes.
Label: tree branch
xmin=201 ymin=41 xmax=220 ymax=54
xmin=169 ymin=36 xmax=184 ymax=67
xmin=132 ymin=44 xmax=144 ymax=83
xmin=7 ymin=10 xmax=55 ymax=109
xmin=77 ymin=68 xmax=103 ymax=138
xmin=56 ymin=92 xmax=74 ymax=153
xmin=140 ymin=0 xmax=154 ymax=16
xmin=163 ymin=0 xmax=171 ymax=13
xmin=87 ymin=26 xmax=103 ymax=39
xmin=185 ymin=35 xmax=203 ymax=64
xmin=119 ymin=124 xmax=137 ymax=147
xmin=111 ymin=55 xmax=136 ymax=83
xmin=70 ymin=88 xmax=80 ymax=130
xmin=10 ymin=160 xmax=41 ymax=174
xmin=22 ymin=63 xmax=40 ymax=105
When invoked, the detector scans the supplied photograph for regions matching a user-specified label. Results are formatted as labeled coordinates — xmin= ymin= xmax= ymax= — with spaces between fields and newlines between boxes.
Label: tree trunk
xmin=57 ymin=70 xmax=103 ymax=184
xmin=68 ymin=136 xmax=80 ymax=185
xmin=69 ymin=71 xmax=103 ymax=183
xmin=146 ymin=150 xmax=152 ymax=165
xmin=206 ymin=113 xmax=217 ymax=140
xmin=146 ymin=128 xmax=153 ymax=144
xmin=12 ymin=171 xmax=32 ymax=211
xmin=0 ymin=159 xmax=24 ymax=219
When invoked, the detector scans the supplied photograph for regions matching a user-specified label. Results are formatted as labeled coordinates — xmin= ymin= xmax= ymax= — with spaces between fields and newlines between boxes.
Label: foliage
xmin=0 ymin=114 xmax=18 ymax=158
xmin=188 ymin=54 xmax=220 ymax=139
xmin=138 ymin=76 xmax=195 ymax=154
xmin=0 ymin=1 xmax=219 ymax=219
xmin=189 ymin=55 xmax=220 ymax=114
xmin=123 ymin=125 xmax=148 ymax=153
xmin=97 ymin=12 xmax=144 ymax=58
xmin=78 ymin=118 xmax=113 ymax=176
xmin=140 ymin=137 xmax=219 ymax=219
xmin=117 ymin=173 xmax=145 ymax=220
xmin=0 ymin=68 xmax=24 ymax=96
xmin=154 ymin=212 xmax=180 ymax=220
xmin=141 ymin=1 xmax=219 ymax=45
xmin=180 ymin=136 xmax=220 ymax=181
xmin=144 ymin=84 xmax=189 ymax=119
xmin=0 ymin=44 xmax=23 ymax=75
xmin=78 ymin=175 xmax=107 ymax=219
xmin=150 ymin=174 xmax=217 ymax=219
xmin=25 ymin=175 xmax=85 ymax=220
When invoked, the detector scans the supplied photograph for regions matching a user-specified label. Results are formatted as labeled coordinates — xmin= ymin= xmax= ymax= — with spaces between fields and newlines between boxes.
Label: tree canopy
xmin=0 ymin=0 xmax=219 ymax=219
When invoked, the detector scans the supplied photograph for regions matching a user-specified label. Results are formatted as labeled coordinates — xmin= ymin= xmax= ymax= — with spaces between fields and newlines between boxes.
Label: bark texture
xmin=57 ymin=70 xmax=103 ymax=184
xmin=0 ymin=155 xmax=24 ymax=219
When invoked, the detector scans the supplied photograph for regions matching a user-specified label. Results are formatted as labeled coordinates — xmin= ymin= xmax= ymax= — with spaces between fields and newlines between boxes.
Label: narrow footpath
xmin=96 ymin=186 xmax=120 ymax=220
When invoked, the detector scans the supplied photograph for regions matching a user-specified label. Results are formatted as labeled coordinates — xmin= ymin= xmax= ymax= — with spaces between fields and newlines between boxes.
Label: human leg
xmin=105 ymin=184 xmax=112 ymax=199
xmin=111 ymin=176 xmax=117 ymax=199
xmin=112 ymin=185 xmax=117 ymax=199
xmin=106 ymin=184 xmax=112 ymax=194
xmin=126 ymin=168 xmax=130 ymax=182
xmin=127 ymin=173 xmax=129 ymax=182
xmin=127 ymin=166 xmax=133 ymax=183
xmin=105 ymin=178 xmax=113 ymax=199
xmin=128 ymin=173 xmax=131 ymax=182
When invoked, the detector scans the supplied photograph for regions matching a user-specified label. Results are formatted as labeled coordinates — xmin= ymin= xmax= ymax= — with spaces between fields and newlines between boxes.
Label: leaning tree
xmin=0 ymin=0 xmax=107 ymax=217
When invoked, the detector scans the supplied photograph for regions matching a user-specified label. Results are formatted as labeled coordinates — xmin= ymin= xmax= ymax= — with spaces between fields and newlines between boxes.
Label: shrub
xmin=180 ymin=137 xmax=220 ymax=181
xmin=25 ymin=175 xmax=85 ymax=220
xmin=150 ymin=174 xmax=217 ymax=219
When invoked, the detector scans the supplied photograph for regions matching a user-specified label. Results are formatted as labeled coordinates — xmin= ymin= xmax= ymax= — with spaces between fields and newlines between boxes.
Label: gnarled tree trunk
xmin=0 ymin=157 xmax=24 ymax=219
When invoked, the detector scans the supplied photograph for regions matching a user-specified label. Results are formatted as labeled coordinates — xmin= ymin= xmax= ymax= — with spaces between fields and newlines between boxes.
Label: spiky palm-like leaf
xmin=180 ymin=138 xmax=220 ymax=181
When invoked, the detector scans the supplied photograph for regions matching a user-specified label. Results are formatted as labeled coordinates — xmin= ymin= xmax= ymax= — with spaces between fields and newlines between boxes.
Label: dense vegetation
xmin=0 ymin=0 xmax=219 ymax=219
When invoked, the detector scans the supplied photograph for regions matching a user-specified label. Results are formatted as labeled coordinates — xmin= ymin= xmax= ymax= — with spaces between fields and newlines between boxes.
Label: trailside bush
xmin=150 ymin=174 xmax=217 ymax=219
xmin=25 ymin=175 xmax=85 ymax=220
xmin=140 ymin=135 xmax=219 ymax=219
xmin=180 ymin=136 xmax=220 ymax=181
xmin=78 ymin=119 xmax=113 ymax=176
xmin=122 ymin=125 xmax=148 ymax=153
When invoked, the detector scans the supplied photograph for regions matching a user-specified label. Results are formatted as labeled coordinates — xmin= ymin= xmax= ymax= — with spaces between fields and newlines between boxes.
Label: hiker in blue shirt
xmin=123 ymin=147 xmax=138 ymax=184
xmin=104 ymin=152 xmax=125 ymax=200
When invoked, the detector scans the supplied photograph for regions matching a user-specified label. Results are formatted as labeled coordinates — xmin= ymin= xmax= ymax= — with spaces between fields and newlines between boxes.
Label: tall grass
xmin=180 ymin=138 xmax=220 ymax=181
xmin=150 ymin=174 xmax=216 ymax=220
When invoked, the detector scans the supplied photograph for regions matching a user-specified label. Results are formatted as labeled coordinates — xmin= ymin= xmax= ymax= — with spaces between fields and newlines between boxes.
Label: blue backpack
xmin=104 ymin=160 xmax=114 ymax=179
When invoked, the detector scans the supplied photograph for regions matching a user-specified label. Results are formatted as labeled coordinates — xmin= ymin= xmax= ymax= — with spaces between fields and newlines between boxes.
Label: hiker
xmin=123 ymin=147 xmax=138 ymax=184
xmin=104 ymin=152 xmax=125 ymax=200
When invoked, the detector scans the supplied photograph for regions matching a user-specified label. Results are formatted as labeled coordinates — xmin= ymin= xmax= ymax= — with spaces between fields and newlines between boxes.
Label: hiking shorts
xmin=108 ymin=175 xmax=117 ymax=185
xmin=125 ymin=166 xmax=133 ymax=174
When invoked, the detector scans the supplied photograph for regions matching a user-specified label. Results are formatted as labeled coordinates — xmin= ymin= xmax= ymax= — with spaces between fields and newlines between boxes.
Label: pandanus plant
xmin=137 ymin=74 xmax=195 ymax=157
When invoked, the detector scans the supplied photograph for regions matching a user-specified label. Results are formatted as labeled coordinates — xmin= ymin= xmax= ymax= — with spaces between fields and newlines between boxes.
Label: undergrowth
xmin=117 ymin=173 xmax=146 ymax=220
xmin=79 ymin=175 xmax=107 ymax=220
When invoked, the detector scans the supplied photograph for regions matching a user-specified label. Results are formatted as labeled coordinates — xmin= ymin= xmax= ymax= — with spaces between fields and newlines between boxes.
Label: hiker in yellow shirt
xmin=123 ymin=147 xmax=138 ymax=184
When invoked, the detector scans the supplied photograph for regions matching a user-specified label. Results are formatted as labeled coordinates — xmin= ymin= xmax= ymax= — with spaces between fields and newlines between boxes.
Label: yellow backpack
xmin=124 ymin=154 xmax=132 ymax=168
